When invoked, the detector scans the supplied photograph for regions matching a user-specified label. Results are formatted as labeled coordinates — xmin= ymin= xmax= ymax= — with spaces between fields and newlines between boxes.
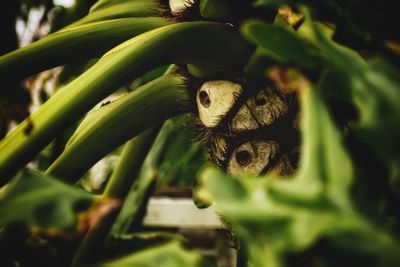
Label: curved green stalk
xmin=90 ymin=0 xmax=159 ymax=13
xmin=72 ymin=127 xmax=161 ymax=266
xmin=0 ymin=21 xmax=249 ymax=185
xmin=46 ymin=74 xmax=189 ymax=182
xmin=66 ymin=0 xmax=162 ymax=29
xmin=103 ymin=127 xmax=161 ymax=199
xmin=0 ymin=17 xmax=171 ymax=85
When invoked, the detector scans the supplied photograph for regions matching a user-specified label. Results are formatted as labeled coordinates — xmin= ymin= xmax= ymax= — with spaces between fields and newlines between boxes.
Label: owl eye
xmin=196 ymin=80 xmax=242 ymax=128
xmin=231 ymin=89 xmax=289 ymax=132
xmin=255 ymin=97 xmax=267 ymax=106
xmin=227 ymin=140 xmax=279 ymax=176
xmin=199 ymin=90 xmax=211 ymax=107
xmin=235 ymin=150 xmax=252 ymax=167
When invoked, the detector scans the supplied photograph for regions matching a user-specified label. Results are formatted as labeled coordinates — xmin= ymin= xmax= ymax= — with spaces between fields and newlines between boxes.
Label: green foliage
xmin=0 ymin=0 xmax=399 ymax=266
xmin=0 ymin=170 xmax=94 ymax=236
xmin=46 ymin=74 xmax=190 ymax=182
xmin=198 ymin=87 xmax=400 ymax=267
xmin=313 ymin=33 xmax=400 ymax=164
xmin=0 ymin=21 xmax=248 ymax=185
xmin=195 ymin=3 xmax=400 ymax=267
xmin=88 ymin=240 xmax=210 ymax=267
xmin=242 ymin=21 xmax=320 ymax=68
xmin=112 ymin=116 xmax=207 ymax=235
xmin=152 ymin=117 xmax=208 ymax=188
xmin=0 ymin=17 xmax=171 ymax=84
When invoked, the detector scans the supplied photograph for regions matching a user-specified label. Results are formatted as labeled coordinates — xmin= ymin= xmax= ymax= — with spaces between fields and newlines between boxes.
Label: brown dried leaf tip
xmin=77 ymin=197 xmax=121 ymax=235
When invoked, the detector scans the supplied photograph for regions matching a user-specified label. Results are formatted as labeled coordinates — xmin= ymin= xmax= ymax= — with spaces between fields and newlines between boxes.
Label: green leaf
xmin=103 ymin=232 xmax=186 ymax=261
xmin=296 ymin=82 xmax=353 ymax=202
xmin=71 ymin=128 xmax=162 ymax=266
xmin=89 ymin=241 xmax=207 ymax=267
xmin=199 ymin=88 xmax=400 ymax=267
xmin=241 ymin=20 xmax=320 ymax=68
xmin=111 ymin=117 xmax=191 ymax=235
xmin=111 ymin=167 xmax=157 ymax=236
xmin=104 ymin=127 xmax=161 ymax=199
xmin=300 ymin=12 xmax=400 ymax=166
xmin=0 ymin=170 xmax=94 ymax=236
xmin=153 ymin=116 xmax=208 ymax=188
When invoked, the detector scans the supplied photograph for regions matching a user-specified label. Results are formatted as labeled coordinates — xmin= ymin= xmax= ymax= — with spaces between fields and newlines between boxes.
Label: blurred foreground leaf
xmin=311 ymin=26 xmax=400 ymax=166
xmin=199 ymin=87 xmax=400 ymax=267
xmin=89 ymin=240 xmax=211 ymax=267
xmin=241 ymin=20 xmax=320 ymax=68
xmin=0 ymin=170 xmax=118 ymax=237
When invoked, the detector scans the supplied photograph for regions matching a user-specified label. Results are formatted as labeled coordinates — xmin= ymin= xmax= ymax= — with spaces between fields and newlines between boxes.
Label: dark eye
xmin=235 ymin=150 xmax=252 ymax=167
xmin=199 ymin=90 xmax=210 ymax=107
xmin=255 ymin=97 xmax=267 ymax=106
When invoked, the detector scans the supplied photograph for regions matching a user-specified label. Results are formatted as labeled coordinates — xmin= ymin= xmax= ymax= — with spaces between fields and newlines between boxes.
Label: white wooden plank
xmin=143 ymin=197 xmax=222 ymax=228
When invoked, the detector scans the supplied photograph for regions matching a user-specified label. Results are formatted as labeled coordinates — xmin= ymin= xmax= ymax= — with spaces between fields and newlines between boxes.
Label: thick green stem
xmin=110 ymin=118 xmax=184 ymax=236
xmin=0 ymin=17 xmax=171 ymax=86
xmin=90 ymin=0 xmax=159 ymax=13
xmin=80 ymin=115 xmax=188 ymax=255
xmin=72 ymin=127 xmax=160 ymax=266
xmin=103 ymin=126 xmax=160 ymax=199
xmin=46 ymin=74 xmax=189 ymax=182
xmin=67 ymin=0 xmax=162 ymax=28
xmin=0 ymin=21 xmax=249 ymax=185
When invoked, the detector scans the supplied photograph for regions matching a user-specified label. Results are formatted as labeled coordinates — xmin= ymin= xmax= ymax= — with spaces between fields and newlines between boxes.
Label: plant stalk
xmin=72 ymin=126 xmax=160 ymax=266
xmin=67 ymin=0 xmax=162 ymax=28
xmin=45 ymin=74 xmax=189 ymax=182
xmin=0 ymin=21 xmax=249 ymax=185
xmin=0 ymin=17 xmax=172 ymax=86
